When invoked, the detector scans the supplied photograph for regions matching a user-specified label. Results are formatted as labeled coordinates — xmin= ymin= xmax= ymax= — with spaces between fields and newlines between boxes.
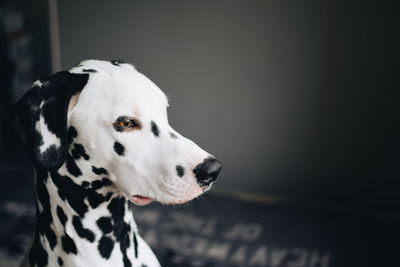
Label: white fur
xmin=36 ymin=114 xmax=61 ymax=153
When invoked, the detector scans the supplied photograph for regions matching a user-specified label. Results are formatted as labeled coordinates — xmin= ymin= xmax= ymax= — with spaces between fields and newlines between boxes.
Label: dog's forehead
xmin=69 ymin=60 xmax=168 ymax=116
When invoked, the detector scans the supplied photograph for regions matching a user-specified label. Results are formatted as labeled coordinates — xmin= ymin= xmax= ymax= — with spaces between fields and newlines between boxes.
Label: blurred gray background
xmin=1 ymin=2 xmax=398 ymax=266
xmin=2 ymin=0 xmax=398 ymax=204
xmin=56 ymin=0 xmax=398 ymax=204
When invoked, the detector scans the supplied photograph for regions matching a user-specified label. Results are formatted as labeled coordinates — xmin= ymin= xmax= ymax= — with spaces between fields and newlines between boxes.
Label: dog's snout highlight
xmin=193 ymin=158 xmax=222 ymax=186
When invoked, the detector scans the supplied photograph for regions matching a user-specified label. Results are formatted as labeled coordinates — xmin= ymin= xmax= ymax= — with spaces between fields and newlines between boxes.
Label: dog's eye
xmin=113 ymin=116 xmax=141 ymax=132
xmin=118 ymin=120 xmax=133 ymax=127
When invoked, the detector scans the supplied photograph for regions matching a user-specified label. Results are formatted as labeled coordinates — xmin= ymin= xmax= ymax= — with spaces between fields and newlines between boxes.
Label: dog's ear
xmin=10 ymin=71 xmax=89 ymax=171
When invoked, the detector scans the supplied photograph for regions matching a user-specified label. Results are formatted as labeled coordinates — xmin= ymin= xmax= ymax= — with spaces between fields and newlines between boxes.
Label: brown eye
xmin=113 ymin=116 xmax=141 ymax=132
xmin=118 ymin=120 xmax=131 ymax=127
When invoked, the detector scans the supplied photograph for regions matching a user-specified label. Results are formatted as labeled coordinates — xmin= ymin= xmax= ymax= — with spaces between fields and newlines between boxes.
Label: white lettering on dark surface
xmin=136 ymin=209 xmax=332 ymax=267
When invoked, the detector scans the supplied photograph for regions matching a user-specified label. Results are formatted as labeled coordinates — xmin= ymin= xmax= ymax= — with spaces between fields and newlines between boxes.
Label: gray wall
xmin=0 ymin=0 xmax=52 ymax=155
xmin=57 ymin=1 xmax=398 ymax=202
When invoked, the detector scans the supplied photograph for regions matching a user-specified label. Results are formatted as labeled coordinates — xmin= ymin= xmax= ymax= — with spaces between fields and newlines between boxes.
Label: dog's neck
xmin=28 ymin=138 xmax=142 ymax=267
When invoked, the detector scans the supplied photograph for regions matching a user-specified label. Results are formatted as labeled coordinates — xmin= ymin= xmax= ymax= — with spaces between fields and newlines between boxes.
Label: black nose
xmin=193 ymin=158 xmax=222 ymax=186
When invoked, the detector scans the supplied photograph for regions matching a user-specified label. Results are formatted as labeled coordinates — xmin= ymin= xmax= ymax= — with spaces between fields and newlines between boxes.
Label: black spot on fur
xmin=72 ymin=216 xmax=95 ymax=242
xmin=124 ymin=256 xmax=132 ymax=267
xmin=67 ymin=126 xmax=78 ymax=146
xmin=97 ymin=217 xmax=113 ymax=234
xmin=71 ymin=143 xmax=89 ymax=160
xmin=102 ymin=178 xmax=113 ymax=186
xmin=113 ymin=142 xmax=125 ymax=156
xmin=68 ymin=126 xmax=78 ymax=137
xmin=58 ymin=257 xmax=64 ymax=265
xmin=91 ymin=178 xmax=113 ymax=190
xmin=111 ymin=59 xmax=125 ymax=66
xmin=105 ymin=192 xmax=114 ymax=201
xmin=50 ymin=171 xmax=88 ymax=217
xmin=92 ymin=166 xmax=108 ymax=175
xmin=176 ymin=165 xmax=185 ymax=177
xmin=98 ymin=236 xmax=114 ymax=259
xmin=86 ymin=188 xmax=107 ymax=208
xmin=108 ymin=197 xmax=124 ymax=222
xmin=109 ymin=198 xmax=128 ymax=240
xmin=151 ymin=121 xmax=160 ymax=137
xmin=121 ymin=223 xmax=132 ymax=267
xmin=56 ymin=206 xmax=67 ymax=226
xmin=35 ymin=169 xmax=57 ymax=249
xmin=169 ymin=132 xmax=178 ymax=139
xmin=66 ymin=155 xmax=82 ymax=177
xmin=81 ymin=181 xmax=90 ymax=188
xmin=119 ymin=221 xmax=130 ymax=238
xmin=133 ymin=232 xmax=138 ymax=258
xmin=108 ymin=197 xmax=132 ymax=266
xmin=82 ymin=68 xmax=97 ymax=73
xmin=62 ymin=234 xmax=77 ymax=254
xmin=29 ymin=233 xmax=48 ymax=267
xmin=91 ymin=180 xmax=104 ymax=190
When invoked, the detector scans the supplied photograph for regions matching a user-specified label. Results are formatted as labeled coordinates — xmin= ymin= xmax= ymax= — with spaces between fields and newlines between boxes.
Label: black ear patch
xmin=10 ymin=71 xmax=89 ymax=171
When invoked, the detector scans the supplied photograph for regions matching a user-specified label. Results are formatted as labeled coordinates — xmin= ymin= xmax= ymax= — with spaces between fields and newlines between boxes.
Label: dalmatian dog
xmin=12 ymin=59 xmax=222 ymax=267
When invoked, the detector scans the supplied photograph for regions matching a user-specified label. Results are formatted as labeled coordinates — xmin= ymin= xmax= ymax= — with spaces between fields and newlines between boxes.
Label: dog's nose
xmin=193 ymin=158 xmax=222 ymax=186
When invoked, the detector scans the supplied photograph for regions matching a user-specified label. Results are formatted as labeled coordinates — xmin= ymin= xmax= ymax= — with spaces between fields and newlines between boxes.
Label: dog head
xmin=11 ymin=59 xmax=222 ymax=205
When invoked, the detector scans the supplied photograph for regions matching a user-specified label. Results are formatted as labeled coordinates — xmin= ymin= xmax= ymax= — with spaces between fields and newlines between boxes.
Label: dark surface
xmin=0 ymin=158 xmax=398 ymax=267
